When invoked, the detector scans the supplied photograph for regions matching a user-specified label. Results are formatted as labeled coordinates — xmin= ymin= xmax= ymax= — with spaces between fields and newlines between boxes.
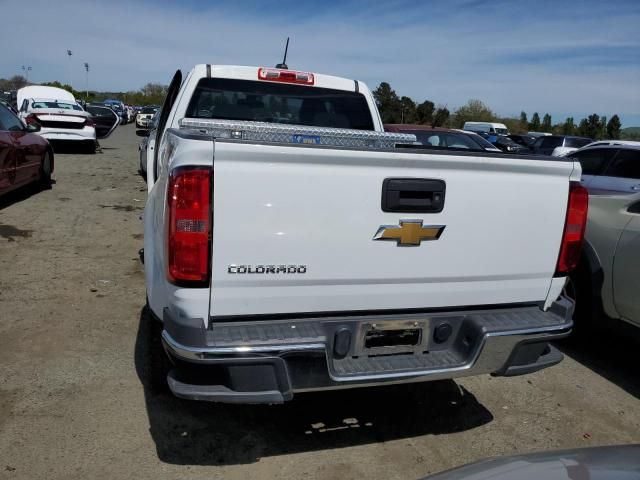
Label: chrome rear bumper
xmin=160 ymin=298 xmax=573 ymax=403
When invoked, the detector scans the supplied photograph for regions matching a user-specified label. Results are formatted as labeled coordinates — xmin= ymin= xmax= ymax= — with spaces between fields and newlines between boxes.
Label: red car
xmin=0 ymin=103 xmax=53 ymax=196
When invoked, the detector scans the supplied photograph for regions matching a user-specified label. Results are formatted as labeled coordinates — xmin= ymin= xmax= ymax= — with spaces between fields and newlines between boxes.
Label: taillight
xmin=167 ymin=167 xmax=212 ymax=285
xmin=555 ymin=182 xmax=589 ymax=276
xmin=258 ymin=67 xmax=315 ymax=85
xmin=85 ymin=117 xmax=95 ymax=127
xmin=25 ymin=114 xmax=39 ymax=125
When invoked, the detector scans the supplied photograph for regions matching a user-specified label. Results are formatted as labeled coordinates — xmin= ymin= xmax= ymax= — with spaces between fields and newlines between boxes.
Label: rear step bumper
xmin=161 ymin=298 xmax=573 ymax=403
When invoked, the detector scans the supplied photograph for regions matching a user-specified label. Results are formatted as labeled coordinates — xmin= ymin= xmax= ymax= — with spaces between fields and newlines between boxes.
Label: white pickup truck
xmin=142 ymin=64 xmax=587 ymax=403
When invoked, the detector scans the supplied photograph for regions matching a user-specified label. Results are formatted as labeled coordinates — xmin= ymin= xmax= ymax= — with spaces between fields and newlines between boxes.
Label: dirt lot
xmin=0 ymin=124 xmax=639 ymax=480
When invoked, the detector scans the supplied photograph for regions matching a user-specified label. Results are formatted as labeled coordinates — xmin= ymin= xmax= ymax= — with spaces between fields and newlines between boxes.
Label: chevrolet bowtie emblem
xmin=373 ymin=220 xmax=445 ymax=246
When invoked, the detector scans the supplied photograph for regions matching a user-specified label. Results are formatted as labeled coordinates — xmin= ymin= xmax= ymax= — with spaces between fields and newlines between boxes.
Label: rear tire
xmin=39 ymin=151 xmax=52 ymax=189
xmin=85 ymin=141 xmax=96 ymax=154
xmin=139 ymin=154 xmax=147 ymax=180
xmin=564 ymin=262 xmax=597 ymax=336
xmin=143 ymin=304 xmax=171 ymax=392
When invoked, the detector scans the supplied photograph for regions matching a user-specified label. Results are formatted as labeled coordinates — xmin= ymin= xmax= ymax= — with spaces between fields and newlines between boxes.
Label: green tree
xmin=541 ymin=113 xmax=552 ymax=132
xmin=584 ymin=113 xmax=602 ymax=139
xmin=416 ymin=100 xmax=435 ymax=125
xmin=499 ymin=117 xmax=525 ymax=134
xmin=529 ymin=112 xmax=541 ymax=131
xmin=140 ymin=83 xmax=167 ymax=100
xmin=606 ymin=115 xmax=622 ymax=139
xmin=519 ymin=111 xmax=528 ymax=131
xmin=432 ymin=105 xmax=450 ymax=127
xmin=577 ymin=118 xmax=590 ymax=137
xmin=399 ymin=96 xmax=417 ymax=123
xmin=620 ymin=127 xmax=640 ymax=140
xmin=5 ymin=75 xmax=28 ymax=90
xmin=562 ymin=117 xmax=575 ymax=135
xmin=372 ymin=82 xmax=402 ymax=123
xmin=599 ymin=116 xmax=607 ymax=139
xmin=452 ymin=99 xmax=495 ymax=128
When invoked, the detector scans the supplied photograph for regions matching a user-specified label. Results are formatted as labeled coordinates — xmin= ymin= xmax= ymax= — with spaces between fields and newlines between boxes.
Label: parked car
xmin=125 ymin=105 xmax=135 ymax=124
xmin=0 ymin=102 xmax=53 ymax=196
xmin=141 ymin=64 xmax=582 ymax=403
xmin=84 ymin=105 xmax=120 ymax=139
xmin=507 ymin=133 xmax=536 ymax=148
xmin=0 ymin=99 xmax=18 ymax=115
xmin=112 ymin=104 xmax=126 ymax=123
xmin=564 ymin=142 xmax=640 ymax=329
xmin=471 ymin=131 xmax=530 ymax=154
xmin=490 ymin=135 xmax=531 ymax=154
xmin=424 ymin=444 xmax=640 ymax=480
xmin=529 ymin=135 xmax=592 ymax=156
xmin=137 ymin=109 xmax=160 ymax=177
xmin=135 ymin=106 xmax=158 ymax=128
xmin=469 ymin=131 xmax=530 ymax=154
xmin=573 ymin=139 xmax=640 ymax=150
xmin=0 ymin=90 xmax=17 ymax=111
xmin=103 ymin=99 xmax=127 ymax=123
xmin=17 ymin=86 xmax=97 ymax=153
xmin=463 ymin=121 xmax=509 ymax=135
xmin=384 ymin=124 xmax=501 ymax=152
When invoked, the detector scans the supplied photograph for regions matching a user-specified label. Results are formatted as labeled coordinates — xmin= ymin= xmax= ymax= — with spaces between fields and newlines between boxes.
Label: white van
xmin=463 ymin=122 xmax=509 ymax=135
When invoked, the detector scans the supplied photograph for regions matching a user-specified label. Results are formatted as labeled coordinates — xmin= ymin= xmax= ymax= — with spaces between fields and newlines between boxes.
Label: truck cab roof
xmin=189 ymin=64 xmax=360 ymax=93
xmin=169 ymin=64 xmax=383 ymax=131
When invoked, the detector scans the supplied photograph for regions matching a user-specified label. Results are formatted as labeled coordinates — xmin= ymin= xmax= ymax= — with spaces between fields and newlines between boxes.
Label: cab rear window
xmin=32 ymin=101 xmax=82 ymax=111
xmin=185 ymin=78 xmax=374 ymax=130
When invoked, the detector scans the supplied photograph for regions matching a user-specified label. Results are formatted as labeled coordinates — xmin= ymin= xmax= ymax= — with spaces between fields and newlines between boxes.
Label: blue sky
xmin=3 ymin=0 xmax=639 ymax=126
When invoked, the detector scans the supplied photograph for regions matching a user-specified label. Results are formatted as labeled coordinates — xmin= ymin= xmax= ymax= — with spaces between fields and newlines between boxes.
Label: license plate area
xmin=355 ymin=320 xmax=429 ymax=357
xmin=364 ymin=329 xmax=420 ymax=349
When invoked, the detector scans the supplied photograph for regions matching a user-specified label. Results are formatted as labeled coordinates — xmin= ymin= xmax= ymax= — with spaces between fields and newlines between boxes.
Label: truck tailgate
xmin=210 ymin=142 xmax=574 ymax=317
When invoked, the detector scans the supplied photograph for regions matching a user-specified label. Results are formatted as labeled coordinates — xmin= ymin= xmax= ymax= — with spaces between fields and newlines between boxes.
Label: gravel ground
xmin=0 ymin=124 xmax=639 ymax=480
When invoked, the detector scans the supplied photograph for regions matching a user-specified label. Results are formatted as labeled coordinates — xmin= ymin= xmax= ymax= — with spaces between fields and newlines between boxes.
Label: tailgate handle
xmin=381 ymin=178 xmax=446 ymax=213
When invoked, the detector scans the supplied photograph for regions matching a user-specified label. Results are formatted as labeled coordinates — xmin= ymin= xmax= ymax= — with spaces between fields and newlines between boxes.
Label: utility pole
xmin=22 ymin=65 xmax=32 ymax=84
xmin=84 ymin=62 xmax=89 ymax=101
xmin=67 ymin=50 xmax=73 ymax=88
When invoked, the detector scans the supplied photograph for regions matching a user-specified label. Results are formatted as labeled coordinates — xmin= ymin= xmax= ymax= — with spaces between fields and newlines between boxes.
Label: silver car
xmin=137 ymin=110 xmax=160 ymax=177
xmin=566 ymin=141 xmax=640 ymax=329
xmin=424 ymin=444 xmax=640 ymax=479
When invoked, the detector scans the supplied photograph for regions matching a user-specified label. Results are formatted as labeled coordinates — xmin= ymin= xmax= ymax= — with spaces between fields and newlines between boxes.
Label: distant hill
xmin=621 ymin=127 xmax=640 ymax=140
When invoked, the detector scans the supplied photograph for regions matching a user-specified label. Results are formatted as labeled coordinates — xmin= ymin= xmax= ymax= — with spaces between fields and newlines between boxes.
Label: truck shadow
xmin=134 ymin=308 xmax=493 ymax=466
xmin=556 ymin=317 xmax=640 ymax=400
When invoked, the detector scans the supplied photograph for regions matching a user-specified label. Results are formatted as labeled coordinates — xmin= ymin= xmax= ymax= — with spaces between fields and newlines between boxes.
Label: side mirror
xmin=136 ymin=129 xmax=150 ymax=137
xmin=26 ymin=123 xmax=41 ymax=133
